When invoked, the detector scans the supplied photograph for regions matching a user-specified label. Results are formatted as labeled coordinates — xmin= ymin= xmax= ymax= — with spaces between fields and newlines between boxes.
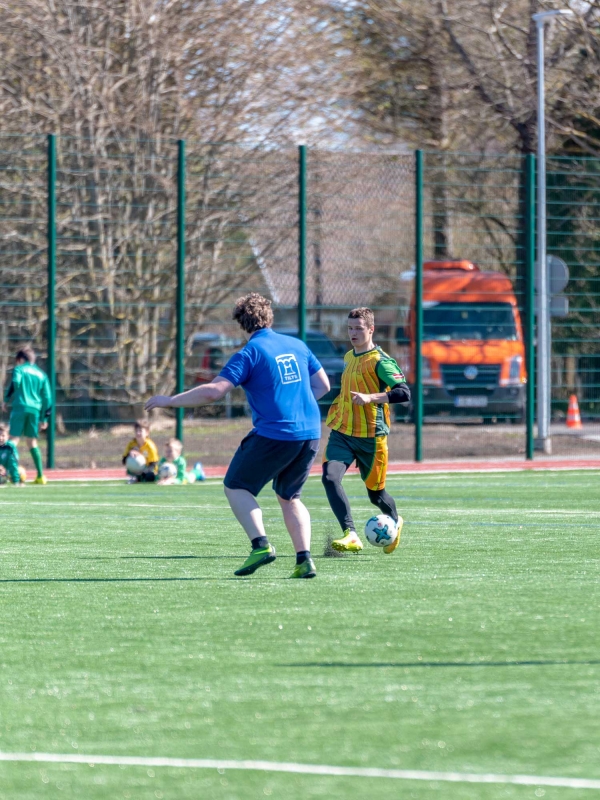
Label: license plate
xmin=454 ymin=396 xmax=488 ymax=408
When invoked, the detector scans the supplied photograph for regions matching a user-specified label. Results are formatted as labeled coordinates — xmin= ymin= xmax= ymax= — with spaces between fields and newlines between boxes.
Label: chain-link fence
xmin=1 ymin=135 xmax=599 ymax=470
xmin=547 ymin=156 xmax=600 ymax=456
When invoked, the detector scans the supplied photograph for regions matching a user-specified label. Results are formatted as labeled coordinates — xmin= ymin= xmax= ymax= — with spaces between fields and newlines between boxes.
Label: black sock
xmin=251 ymin=536 xmax=269 ymax=550
xmin=296 ymin=550 xmax=310 ymax=565
xmin=367 ymin=488 xmax=398 ymax=523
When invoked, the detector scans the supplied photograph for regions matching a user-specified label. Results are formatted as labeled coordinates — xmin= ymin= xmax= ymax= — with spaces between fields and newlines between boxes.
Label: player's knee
xmin=321 ymin=464 xmax=336 ymax=488
xmin=322 ymin=461 xmax=344 ymax=488
xmin=367 ymin=488 xmax=383 ymax=506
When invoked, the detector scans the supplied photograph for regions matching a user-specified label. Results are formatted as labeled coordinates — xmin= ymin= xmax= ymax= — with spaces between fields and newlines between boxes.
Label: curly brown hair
xmin=232 ymin=293 xmax=274 ymax=333
xmin=348 ymin=307 xmax=375 ymax=328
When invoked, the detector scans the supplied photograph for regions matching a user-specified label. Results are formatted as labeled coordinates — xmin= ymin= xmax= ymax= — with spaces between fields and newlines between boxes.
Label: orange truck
xmin=398 ymin=260 xmax=527 ymax=422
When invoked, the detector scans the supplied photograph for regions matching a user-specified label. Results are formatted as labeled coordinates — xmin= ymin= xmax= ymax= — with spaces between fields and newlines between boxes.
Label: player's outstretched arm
xmin=145 ymin=377 xmax=234 ymax=412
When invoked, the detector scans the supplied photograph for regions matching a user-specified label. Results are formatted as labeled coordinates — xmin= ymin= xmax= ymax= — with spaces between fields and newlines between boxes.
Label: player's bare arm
xmin=351 ymin=384 xmax=410 ymax=406
xmin=351 ymin=390 xmax=388 ymax=406
xmin=145 ymin=377 xmax=234 ymax=412
xmin=310 ymin=368 xmax=330 ymax=400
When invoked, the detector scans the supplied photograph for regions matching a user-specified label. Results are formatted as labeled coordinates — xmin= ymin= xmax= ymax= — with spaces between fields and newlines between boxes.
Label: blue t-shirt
xmin=219 ymin=328 xmax=322 ymax=441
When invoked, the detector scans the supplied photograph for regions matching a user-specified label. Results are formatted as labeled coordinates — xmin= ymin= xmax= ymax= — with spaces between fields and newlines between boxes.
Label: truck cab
xmin=400 ymin=260 xmax=527 ymax=422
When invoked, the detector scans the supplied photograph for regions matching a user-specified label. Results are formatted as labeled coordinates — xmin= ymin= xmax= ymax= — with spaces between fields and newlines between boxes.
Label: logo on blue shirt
xmin=275 ymin=354 xmax=301 ymax=384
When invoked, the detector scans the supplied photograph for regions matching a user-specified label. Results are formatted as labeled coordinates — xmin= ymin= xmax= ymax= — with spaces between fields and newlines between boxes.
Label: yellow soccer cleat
xmin=331 ymin=529 xmax=363 ymax=553
xmin=33 ymin=475 xmax=47 ymax=485
xmin=383 ymin=516 xmax=403 ymax=554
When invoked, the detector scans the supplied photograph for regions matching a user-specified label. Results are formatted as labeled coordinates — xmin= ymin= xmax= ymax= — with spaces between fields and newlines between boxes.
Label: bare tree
xmin=0 ymin=0 xmax=331 ymax=414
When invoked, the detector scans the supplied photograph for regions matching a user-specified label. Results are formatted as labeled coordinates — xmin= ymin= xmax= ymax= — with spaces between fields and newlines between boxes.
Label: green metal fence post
xmin=175 ymin=140 xmax=186 ymax=442
xmin=47 ymin=134 xmax=56 ymax=469
xmin=525 ymin=153 xmax=536 ymax=460
xmin=414 ymin=150 xmax=424 ymax=462
xmin=298 ymin=145 xmax=307 ymax=342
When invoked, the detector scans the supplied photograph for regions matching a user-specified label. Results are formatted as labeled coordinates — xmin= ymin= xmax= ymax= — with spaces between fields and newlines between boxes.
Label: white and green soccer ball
xmin=126 ymin=452 xmax=147 ymax=475
xmin=158 ymin=462 xmax=177 ymax=481
xmin=364 ymin=514 xmax=397 ymax=548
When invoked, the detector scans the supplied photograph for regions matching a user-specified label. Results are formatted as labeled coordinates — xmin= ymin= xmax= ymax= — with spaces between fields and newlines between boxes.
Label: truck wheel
xmin=510 ymin=407 xmax=526 ymax=425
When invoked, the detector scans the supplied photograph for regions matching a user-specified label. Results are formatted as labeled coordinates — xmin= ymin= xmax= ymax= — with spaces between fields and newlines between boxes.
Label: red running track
xmin=34 ymin=457 xmax=600 ymax=482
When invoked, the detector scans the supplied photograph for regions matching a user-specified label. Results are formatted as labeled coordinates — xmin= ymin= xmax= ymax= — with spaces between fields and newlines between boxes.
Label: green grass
xmin=0 ymin=471 xmax=599 ymax=799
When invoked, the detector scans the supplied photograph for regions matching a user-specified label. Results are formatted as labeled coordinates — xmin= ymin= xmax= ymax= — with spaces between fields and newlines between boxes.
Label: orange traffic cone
xmin=566 ymin=394 xmax=582 ymax=429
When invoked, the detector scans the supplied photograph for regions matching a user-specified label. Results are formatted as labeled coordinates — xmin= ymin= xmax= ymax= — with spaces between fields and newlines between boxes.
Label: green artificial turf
xmin=0 ymin=471 xmax=599 ymax=799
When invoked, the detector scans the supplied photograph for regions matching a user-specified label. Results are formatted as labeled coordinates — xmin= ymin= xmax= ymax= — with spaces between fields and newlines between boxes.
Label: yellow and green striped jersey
xmin=326 ymin=346 xmax=406 ymax=438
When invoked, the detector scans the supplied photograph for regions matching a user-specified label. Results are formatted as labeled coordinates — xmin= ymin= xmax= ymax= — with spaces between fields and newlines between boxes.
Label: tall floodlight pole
xmin=532 ymin=8 xmax=573 ymax=454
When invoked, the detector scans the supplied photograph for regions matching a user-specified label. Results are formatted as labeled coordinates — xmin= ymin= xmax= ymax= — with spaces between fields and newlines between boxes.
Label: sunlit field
xmin=0 ymin=471 xmax=599 ymax=799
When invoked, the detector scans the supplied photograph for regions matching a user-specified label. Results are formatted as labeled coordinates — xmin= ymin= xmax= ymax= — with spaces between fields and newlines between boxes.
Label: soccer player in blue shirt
xmin=145 ymin=293 xmax=330 ymax=579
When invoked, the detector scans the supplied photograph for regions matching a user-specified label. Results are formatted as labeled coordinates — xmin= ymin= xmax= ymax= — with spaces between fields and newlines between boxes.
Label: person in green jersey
xmin=0 ymin=422 xmax=23 ymax=486
xmin=2 ymin=346 xmax=52 ymax=484
xmin=157 ymin=438 xmax=187 ymax=485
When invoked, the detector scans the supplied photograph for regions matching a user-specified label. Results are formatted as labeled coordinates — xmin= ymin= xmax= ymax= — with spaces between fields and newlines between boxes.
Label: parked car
xmin=190 ymin=333 xmax=242 ymax=384
xmin=189 ymin=333 xmax=245 ymax=416
xmin=276 ymin=329 xmax=346 ymax=416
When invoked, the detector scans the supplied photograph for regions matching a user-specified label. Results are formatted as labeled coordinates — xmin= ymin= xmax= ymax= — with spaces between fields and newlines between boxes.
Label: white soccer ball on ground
xmin=364 ymin=514 xmax=397 ymax=548
xmin=158 ymin=462 xmax=177 ymax=481
xmin=126 ymin=452 xmax=147 ymax=475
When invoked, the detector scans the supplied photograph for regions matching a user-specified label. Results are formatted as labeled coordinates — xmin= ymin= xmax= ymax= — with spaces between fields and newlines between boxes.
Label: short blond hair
xmin=0 ymin=422 xmax=8 ymax=434
xmin=166 ymin=438 xmax=183 ymax=455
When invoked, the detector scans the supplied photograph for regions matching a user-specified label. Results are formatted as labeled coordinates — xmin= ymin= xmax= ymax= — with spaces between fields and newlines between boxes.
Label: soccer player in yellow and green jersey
xmin=322 ymin=307 xmax=410 ymax=553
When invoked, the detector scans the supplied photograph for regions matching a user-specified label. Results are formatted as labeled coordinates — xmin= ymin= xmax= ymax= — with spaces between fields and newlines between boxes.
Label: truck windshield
xmin=423 ymin=302 xmax=518 ymax=341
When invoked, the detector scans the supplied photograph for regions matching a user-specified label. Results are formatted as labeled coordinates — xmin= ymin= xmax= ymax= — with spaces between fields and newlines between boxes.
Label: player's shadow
xmin=78 ymin=555 xmax=242 ymax=561
xmin=0 ymin=576 xmax=238 ymax=584
xmin=282 ymin=659 xmax=600 ymax=669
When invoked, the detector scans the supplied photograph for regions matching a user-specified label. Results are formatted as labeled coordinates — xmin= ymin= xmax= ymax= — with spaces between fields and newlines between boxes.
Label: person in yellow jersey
xmin=122 ymin=419 xmax=160 ymax=482
xmin=322 ymin=307 xmax=410 ymax=553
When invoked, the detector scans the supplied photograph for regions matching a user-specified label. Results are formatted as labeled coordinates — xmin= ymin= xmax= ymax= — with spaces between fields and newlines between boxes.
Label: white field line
xmin=387 ymin=466 xmax=600 ymax=475
xmin=0 ymin=502 xmax=232 ymax=509
xmin=0 ymin=752 xmax=598 ymax=789
xmin=19 ymin=465 xmax=600 ymax=482
xmin=1 ymin=501 xmax=600 ymax=517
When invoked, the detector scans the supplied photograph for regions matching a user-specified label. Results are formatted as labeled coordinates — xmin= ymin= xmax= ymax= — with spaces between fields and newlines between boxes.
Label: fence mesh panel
xmin=181 ymin=144 xmax=299 ymax=466
xmin=0 ymin=134 xmax=48 ymax=461
xmin=51 ymin=138 xmax=178 ymax=466
xmin=420 ymin=153 xmax=527 ymax=459
xmin=547 ymin=157 xmax=600 ymax=456
xmin=304 ymin=152 xmax=416 ymax=460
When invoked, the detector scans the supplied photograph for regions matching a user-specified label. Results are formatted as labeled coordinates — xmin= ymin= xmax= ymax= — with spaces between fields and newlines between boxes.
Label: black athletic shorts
xmin=224 ymin=431 xmax=319 ymax=500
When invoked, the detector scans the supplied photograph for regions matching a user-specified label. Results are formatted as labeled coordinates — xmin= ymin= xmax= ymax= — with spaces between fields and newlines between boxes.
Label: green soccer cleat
xmin=331 ymin=529 xmax=363 ymax=553
xmin=234 ymin=545 xmax=276 ymax=576
xmin=290 ymin=558 xmax=317 ymax=579
xmin=383 ymin=516 xmax=403 ymax=554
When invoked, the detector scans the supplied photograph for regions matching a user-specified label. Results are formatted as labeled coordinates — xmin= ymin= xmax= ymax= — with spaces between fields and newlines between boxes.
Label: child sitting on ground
xmin=122 ymin=419 xmax=159 ymax=482
xmin=0 ymin=422 xmax=25 ymax=486
xmin=157 ymin=438 xmax=187 ymax=485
